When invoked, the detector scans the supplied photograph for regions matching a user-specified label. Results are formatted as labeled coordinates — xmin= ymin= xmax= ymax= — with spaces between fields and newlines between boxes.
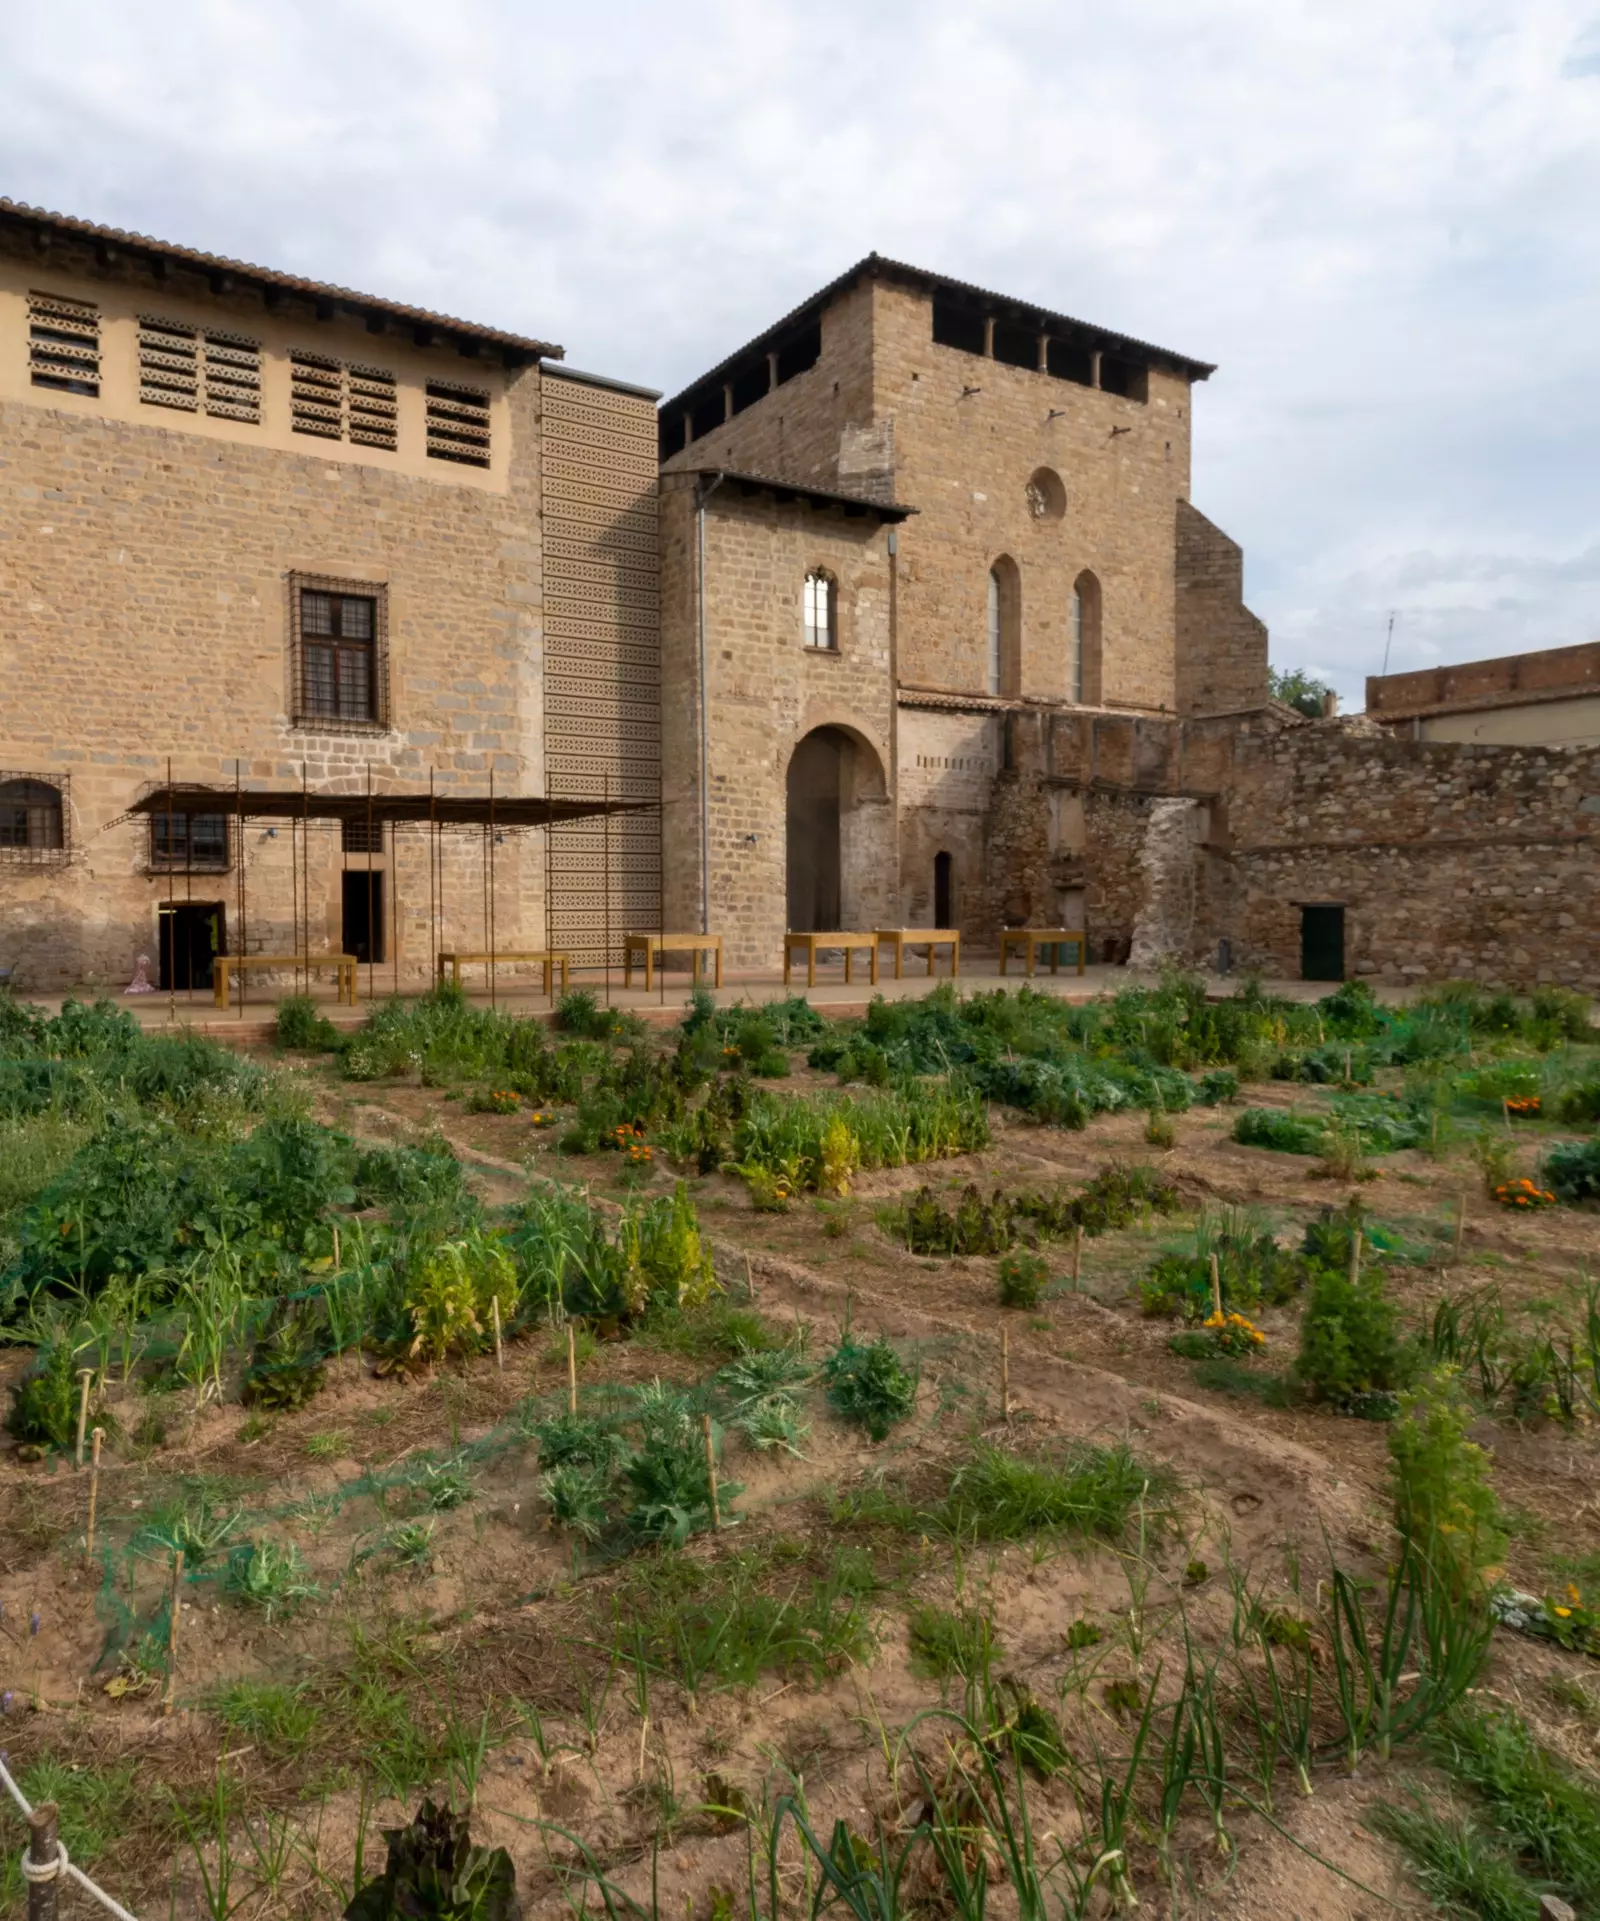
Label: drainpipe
xmin=696 ymin=473 xmax=726 ymax=934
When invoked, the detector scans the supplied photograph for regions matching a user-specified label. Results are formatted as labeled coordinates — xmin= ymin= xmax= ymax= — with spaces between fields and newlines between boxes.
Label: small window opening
xmin=150 ymin=811 xmax=230 ymax=869
xmin=931 ymin=296 xmax=988 ymax=356
xmin=992 ymin=321 xmax=1037 ymax=370
xmin=0 ymin=779 xmax=65 ymax=854
xmin=341 ymin=816 xmax=385 ymax=855
xmin=1099 ymin=355 xmax=1148 ymax=403
xmin=689 ymin=391 xmax=725 ymax=441
xmin=803 ymin=570 xmax=838 ymax=651
xmin=729 ymin=361 xmax=769 ymax=414
xmin=1046 ymin=338 xmax=1094 ymax=386
xmin=934 ymin=851 xmax=953 ymax=928
xmin=774 ymin=321 xmax=821 ymax=385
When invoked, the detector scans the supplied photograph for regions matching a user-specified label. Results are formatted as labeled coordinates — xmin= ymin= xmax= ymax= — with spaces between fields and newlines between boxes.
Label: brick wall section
xmin=1368 ymin=639 xmax=1600 ymax=721
xmin=658 ymin=474 xmax=896 ymax=968
xmin=0 ymin=256 xmax=550 ymax=989
xmin=1174 ymin=501 xmax=1269 ymax=716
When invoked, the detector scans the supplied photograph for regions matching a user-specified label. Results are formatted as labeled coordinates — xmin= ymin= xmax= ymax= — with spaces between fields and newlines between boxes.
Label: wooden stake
xmin=1001 ymin=1329 xmax=1011 ymax=1423
xmin=701 ymin=1414 xmax=721 ymax=1528
xmin=85 ymin=1428 xmax=103 ymax=1560
xmin=744 ymin=1252 xmax=756 ymax=1305
xmin=1455 ymin=1191 xmax=1466 ymax=1253
xmin=162 ymin=1549 xmax=184 ymax=1717
xmin=1349 ymin=1226 xmax=1362 ymax=1285
xmin=492 ymin=1296 xmax=503 ymax=1371
xmin=1071 ymin=1225 xmax=1083 ymax=1290
xmin=567 ymin=1322 xmax=578 ymax=1415
xmin=1344 ymin=1047 xmax=1352 ymax=1085
xmin=26 ymin=1801 xmax=60 ymax=1921
xmin=74 ymin=1370 xmax=92 ymax=1470
xmin=1208 ymin=1253 xmax=1223 ymax=1321
xmin=332 ymin=1224 xmax=341 ymax=1268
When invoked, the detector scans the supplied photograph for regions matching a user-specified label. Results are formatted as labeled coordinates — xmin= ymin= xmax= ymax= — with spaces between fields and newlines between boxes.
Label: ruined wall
xmin=1221 ymin=725 xmax=1600 ymax=988
xmin=1174 ymin=501 xmax=1269 ymax=717
xmin=658 ymin=477 xmax=897 ymax=969
xmin=895 ymin=705 xmax=1001 ymax=930
xmin=871 ymin=280 xmax=1194 ymax=711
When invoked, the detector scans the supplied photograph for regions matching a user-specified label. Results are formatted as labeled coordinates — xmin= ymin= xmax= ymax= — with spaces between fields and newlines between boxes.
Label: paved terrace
xmin=15 ymin=951 xmax=1410 ymax=1041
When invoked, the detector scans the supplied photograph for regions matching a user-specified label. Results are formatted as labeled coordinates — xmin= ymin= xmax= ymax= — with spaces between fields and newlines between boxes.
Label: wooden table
xmin=783 ymin=931 xmax=879 ymax=988
xmin=622 ymin=932 xmax=723 ymax=991
xmin=875 ymin=928 xmax=961 ymax=980
xmin=998 ymin=928 xmax=1088 ymax=977
xmin=213 ymin=952 xmax=357 ymax=1009
xmin=437 ymin=949 xmax=570 ymax=996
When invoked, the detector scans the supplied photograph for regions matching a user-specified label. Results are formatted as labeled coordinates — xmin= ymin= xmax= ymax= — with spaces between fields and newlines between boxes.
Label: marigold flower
xmin=1554 ymin=1605 xmax=1573 ymax=1618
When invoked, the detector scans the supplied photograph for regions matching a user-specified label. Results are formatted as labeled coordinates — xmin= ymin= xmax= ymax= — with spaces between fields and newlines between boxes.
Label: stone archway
xmin=785 ymin=725 xmax=889 ymax=932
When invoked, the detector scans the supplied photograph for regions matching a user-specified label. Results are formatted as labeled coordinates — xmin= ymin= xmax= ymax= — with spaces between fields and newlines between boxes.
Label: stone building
xmin=657 ymin=254 xmax=1269 ymax=965
xmin=2 ymin=206 xmax=1594 ymax=994
xmin=0 ymin=198 xmax=657 ymax=991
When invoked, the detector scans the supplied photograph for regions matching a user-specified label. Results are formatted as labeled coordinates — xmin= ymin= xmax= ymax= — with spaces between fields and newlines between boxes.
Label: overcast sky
xmin=3 ymin=0 xmax=1597 ymax=705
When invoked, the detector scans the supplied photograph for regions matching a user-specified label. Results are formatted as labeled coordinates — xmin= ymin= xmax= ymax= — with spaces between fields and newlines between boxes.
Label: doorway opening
xmin=933 ymin=851 xmax=953 ymax=929
xmin=158 ymin=901 xmax=225 ymax=991
xmin=786 ymin=731 xmax=843 ymax=931
xmin=342 ymin=869 xmax=386 ymax=965
xmin=1300 ymin=903 xmax=1345 ymax=982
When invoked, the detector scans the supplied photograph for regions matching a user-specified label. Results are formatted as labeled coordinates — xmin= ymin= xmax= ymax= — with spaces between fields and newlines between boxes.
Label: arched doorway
xmin=785 ymin=725 xmax=889 ymax=932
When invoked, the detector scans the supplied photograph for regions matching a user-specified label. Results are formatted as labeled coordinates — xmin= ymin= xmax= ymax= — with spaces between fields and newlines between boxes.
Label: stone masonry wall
xmin=658 ymin=475 xmax=897 ymax=969
xmin=870 ymin=280 xmax=1194 ymax=712
xmin=0 ymin=259 xmax=549 ymax=988
xmin=1174 ymin=501 xmax=1269 ymax=717
xmin=661 ymin=279 xmax=878 ymax=493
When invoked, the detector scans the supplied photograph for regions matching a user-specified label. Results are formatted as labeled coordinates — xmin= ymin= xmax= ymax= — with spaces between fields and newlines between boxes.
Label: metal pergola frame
xmin=115 ymin=759 xmax=662 ymax=1019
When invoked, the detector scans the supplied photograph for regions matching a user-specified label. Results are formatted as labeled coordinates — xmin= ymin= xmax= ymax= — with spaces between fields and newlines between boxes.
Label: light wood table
xmin=783 ymin=931 xmax=879 ymax=988
xmin=998 ymin=928 xmax=1088 ymax=978
xmin=213 ymin=952 xmax=357 ymax=1009
xmin=875 ymin=928 xmax=961 ymax=980
xmin=623 ymin=932 xmax=723 ymax=991
xmin=437 ymin=949 xmax=569 ymax=996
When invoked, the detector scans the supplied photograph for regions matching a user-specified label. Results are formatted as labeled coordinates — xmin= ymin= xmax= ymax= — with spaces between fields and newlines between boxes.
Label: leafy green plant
xmin=345 ymin=1799 xmax=518 ymax=1921
xmin=1233 ymin=1108 xmax=1326 ymax=1155
xmin=998 ymin=1250 xmax=1049 ymax=1308
xmin=1295 ymin=1258 xmax=1413 ymax=1405
xmin=224 ymin=1540 xmax=319 ymax=1620
xmin=1368 ymin=1796 xmax=1541 ymax=1921
xmin=1390 ymin=1367 xmax=1507 ymax=1596
xmin=908 ymin=1604 xmax=999 ymax=1683
xmin=274 ymin=995 xmax=342 ymax=1052
xmin=6 ymin=1336 xmax=81 ymax=1447
xmin=822 ymin=1331 xmax=916 ymax=1440
xmin=941 ymin=1441 xmax=1169 ymax=1542
xmin=1544 ymin=1136 xmax=1600 ymax=1205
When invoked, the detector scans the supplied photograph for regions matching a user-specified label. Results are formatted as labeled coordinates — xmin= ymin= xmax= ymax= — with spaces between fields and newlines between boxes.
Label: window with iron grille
xmin=425 ymin=381 xmax=490 ymax=466
xmin=289 ymin=575 xmax=388 ymax=729
xmin=149 ymin=810 xmax=231 ymax=869
xmin=803 ymin=570 xmax=838 ymax=650
xmin=341 ymin=816 xmax=385 ymax=854
xmin=0 ymin=777 xmax=67 ymax=861
xmin=27 ymin=293 xmax=99 ymax=396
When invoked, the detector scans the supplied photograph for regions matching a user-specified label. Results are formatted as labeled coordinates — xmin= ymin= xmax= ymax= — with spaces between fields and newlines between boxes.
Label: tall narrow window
xmin=803 ymin=570 xmax=837 ymax=650
xmin=291 ymin=576 xmax=387 ymax=728
xmin=1074 ymin=570 xmax=1103 ymax=705
xmin=1067 ymin=587 xmax=1084 ymax=703
xmin=987 ymin=569 xmax=1002 ymax=695
xmin=987 ymin=557 xmax=1021 ymax=697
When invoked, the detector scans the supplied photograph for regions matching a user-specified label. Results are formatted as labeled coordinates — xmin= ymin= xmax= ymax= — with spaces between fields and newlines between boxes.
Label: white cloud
xmin=2 ymin=0 xmax=1597 ymax=705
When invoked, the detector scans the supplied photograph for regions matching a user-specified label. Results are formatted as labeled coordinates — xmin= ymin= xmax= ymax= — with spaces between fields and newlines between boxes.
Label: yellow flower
xmin=1568 ymin=1584 xmax=1582 ymax=1604
xmin=1554 ymin=1605 xmax=1573 ymax=1618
